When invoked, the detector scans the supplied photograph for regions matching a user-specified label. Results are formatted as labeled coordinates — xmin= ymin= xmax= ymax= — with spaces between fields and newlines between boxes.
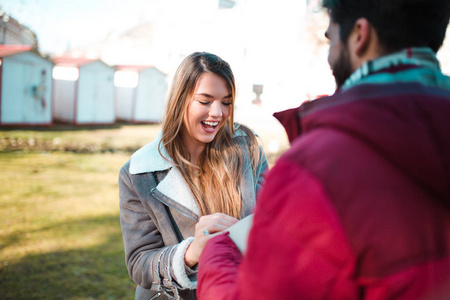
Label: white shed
xmin=0 ymin=45 xmax=53 ymax=126
xmin=52 ymin=57 xmax=115 ymax=125
xmin=114 ymin=65 xmax=167 ymax=123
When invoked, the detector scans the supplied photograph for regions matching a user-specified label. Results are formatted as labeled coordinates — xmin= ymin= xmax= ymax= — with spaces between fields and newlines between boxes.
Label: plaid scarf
xmin=342 ymin=47 xmax=450 ymax=92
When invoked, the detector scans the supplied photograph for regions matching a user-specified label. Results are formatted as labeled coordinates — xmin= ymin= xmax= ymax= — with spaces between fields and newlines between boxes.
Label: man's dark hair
xmin=321 ymin=0 xmax=450 ymax=53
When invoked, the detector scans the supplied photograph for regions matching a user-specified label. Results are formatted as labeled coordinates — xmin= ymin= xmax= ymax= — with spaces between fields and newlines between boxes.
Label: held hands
xmin=184 ymin=213 xmax=238 ymax=268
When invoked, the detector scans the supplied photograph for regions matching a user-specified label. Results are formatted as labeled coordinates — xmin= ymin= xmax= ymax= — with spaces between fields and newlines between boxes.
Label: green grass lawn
xmin=0 ymin=151 xmax=136 ymax=299
xmin=0 ymin=124 xmax=164 ymax=299
xmin=0 ymin=123 xmax=163 ymax=153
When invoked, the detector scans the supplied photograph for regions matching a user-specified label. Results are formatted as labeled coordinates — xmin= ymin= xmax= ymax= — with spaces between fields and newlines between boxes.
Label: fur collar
xmin=130 ymin=131 xmax=172 ymax=174
xmin=130 ymin=132 xmax=198 ymax=214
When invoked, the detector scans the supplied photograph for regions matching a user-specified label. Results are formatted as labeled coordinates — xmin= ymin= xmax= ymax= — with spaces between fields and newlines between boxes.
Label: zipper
xmin=149 ymin=292 xmax=161 ymax=300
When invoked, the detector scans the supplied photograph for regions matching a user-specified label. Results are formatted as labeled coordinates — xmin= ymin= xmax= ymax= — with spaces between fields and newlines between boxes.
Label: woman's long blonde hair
xmin=160 ymin=52 xmax=260 ymax=219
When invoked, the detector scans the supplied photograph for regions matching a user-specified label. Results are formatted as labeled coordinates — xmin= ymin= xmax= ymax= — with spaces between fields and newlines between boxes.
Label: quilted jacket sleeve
xmin=196 ymin=234 xmax=242 ymax=300
xmin=197 ymin=158 xmax=359 ymax=300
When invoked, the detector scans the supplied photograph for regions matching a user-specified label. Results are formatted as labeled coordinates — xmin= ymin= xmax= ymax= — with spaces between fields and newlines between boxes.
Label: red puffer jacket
xmin=197 ymin=81 xmax=450 ymax=300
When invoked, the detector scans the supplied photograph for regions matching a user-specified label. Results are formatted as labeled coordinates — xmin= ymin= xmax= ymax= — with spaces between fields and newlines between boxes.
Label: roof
xmin=114 ymin=65 xmax=166 ymax=75
xmin=52 ymin=56 xmax=100 ymax=67
xmin=114 ymin=65 xmax=156 ymax=72
xmin=0 ymin=45 xmax=33 ymax=58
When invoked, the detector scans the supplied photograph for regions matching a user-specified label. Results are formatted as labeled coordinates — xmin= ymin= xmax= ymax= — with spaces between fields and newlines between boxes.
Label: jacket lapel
xmin=130 ymin=132 xmax=199 ymax=219
xmin=153 ymin=167 xmax=199 ymax=217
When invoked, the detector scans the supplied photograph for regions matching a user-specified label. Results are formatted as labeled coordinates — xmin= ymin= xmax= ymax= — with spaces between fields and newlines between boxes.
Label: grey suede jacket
xmin=119 ymin=129 xmax=268 ymax=300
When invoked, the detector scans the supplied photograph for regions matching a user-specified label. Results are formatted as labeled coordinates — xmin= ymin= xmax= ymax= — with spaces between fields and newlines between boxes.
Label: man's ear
xmin=350 ymin=18 xmax=371 ymax=56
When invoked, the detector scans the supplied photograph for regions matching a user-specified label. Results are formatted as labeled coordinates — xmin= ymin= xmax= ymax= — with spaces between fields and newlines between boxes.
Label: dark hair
xmin=321 ymin=0 xmax=450 ymax=53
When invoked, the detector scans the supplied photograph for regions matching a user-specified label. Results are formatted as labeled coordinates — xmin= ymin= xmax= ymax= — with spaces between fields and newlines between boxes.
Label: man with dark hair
xmin=197 ymin=0 xmax=450 ymax=299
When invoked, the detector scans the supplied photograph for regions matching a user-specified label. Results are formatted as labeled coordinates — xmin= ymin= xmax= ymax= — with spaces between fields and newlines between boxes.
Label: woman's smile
xmin=201 ymin=120 xmax=219 ymax=132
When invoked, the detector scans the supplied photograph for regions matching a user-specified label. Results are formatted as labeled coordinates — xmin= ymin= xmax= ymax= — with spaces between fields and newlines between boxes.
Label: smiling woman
xmin=181 ymin=72 xmax=232 ymax=161
xmin=118 ymin=52 xmax=269 ymax=300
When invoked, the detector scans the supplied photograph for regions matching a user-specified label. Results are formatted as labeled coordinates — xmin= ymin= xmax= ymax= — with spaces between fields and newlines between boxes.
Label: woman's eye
xmin=222 ymin=102 xmax=232 ymax=106
xmin=198 ymin=101 xmax=209 ymax=105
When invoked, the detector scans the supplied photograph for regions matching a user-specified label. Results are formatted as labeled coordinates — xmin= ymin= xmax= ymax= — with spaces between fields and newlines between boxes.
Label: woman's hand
xmin=185 ymin=213 xmax=238 ymax=267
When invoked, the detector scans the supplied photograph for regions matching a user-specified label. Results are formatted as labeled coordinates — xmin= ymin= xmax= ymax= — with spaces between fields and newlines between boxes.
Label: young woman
xmin=119 ymin=52 xmax=268 ymax=300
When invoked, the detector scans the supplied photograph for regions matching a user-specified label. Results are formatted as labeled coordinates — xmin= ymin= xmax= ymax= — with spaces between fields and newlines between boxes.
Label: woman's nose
xmin=209 ymin=101 xmax=223 ymax=118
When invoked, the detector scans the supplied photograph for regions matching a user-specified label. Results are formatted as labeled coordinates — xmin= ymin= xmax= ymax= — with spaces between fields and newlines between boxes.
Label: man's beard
xmin=332 ymin=46 xmax=353 ymax=88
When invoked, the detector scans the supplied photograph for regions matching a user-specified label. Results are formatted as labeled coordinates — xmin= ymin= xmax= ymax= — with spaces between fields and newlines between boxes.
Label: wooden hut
xmin=52 ymin=57 xmax=115 ymax=125
xmin=0 ymin=45 xmax=53 ymax=126
xmin=114 ymin=65 xmax=167 ymax=123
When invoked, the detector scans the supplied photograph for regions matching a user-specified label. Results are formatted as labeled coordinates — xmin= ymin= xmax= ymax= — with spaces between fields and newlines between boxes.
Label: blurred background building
xmin=0 ymin=0 xmax=449 ymax=131
xmin=0 ymin=10 xmax=38 ymax=48
xmin=52 ymin=57 xmax=115 ymax=125
xmin=0 ymin=45 xmax=53 ymax=126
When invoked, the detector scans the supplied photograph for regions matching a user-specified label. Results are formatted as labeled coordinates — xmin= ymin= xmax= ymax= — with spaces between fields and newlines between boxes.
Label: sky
xmin=0 ymin=0 xmax=163 ymax=53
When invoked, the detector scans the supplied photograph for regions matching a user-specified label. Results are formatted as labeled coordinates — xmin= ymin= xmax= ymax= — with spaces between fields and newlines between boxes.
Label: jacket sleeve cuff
xmin=172 ymin=236 xmax=197 ymax=289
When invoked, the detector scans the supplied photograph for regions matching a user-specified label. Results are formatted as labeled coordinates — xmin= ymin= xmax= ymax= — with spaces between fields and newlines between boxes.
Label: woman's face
xmin=181 ymin=72 xmax=232 ymax=155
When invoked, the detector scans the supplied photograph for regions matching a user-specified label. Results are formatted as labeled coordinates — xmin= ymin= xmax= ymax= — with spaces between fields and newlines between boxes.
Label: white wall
xmin=134 ymin=68 xmax=167 ymax=123
xmin=115 ymin=86 xmax=134 ymax=121
xmin=53 ymin=79 xmax=76 ymax=123
xmin=77 ymin=61 xmax=115 ymax=124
